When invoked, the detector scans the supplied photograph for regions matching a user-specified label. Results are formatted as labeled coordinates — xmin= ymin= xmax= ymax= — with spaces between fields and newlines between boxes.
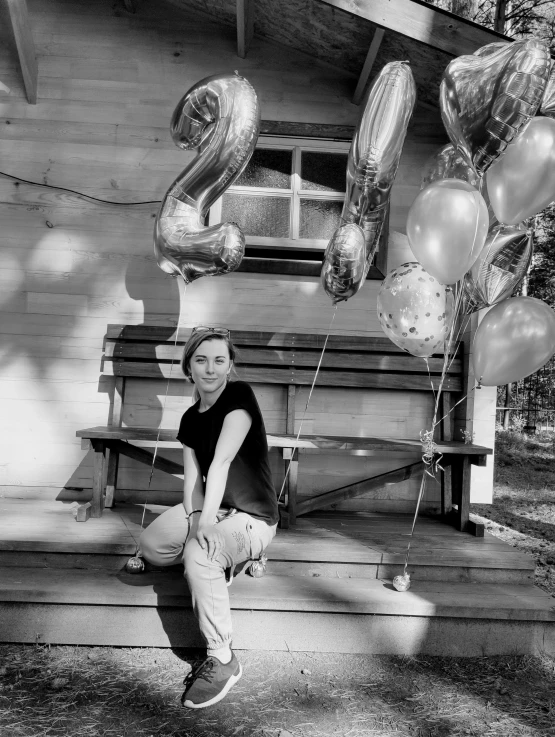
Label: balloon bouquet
xmin=321 ymin=40 xmax=555 ymax=591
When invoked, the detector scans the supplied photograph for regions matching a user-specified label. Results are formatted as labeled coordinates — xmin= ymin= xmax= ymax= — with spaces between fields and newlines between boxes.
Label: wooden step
xmin=0 ymin=566 xmax=553 ymax=656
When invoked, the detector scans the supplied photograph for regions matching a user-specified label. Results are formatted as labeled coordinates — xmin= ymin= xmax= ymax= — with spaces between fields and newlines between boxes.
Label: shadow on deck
xmin=0 ymin=498 xmax=553 ymax=656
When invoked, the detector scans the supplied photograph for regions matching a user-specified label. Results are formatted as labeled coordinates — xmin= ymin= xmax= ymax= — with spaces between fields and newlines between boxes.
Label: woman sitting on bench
xmin=139 ymin=326 xmax=278 ymax=709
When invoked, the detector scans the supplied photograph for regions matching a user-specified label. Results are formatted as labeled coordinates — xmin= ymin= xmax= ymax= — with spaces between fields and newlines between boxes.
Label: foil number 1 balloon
xmin=154 ymin=73 xmax=261 ymax=283
xmin=321 ymin=61 xmax=416 ymax=303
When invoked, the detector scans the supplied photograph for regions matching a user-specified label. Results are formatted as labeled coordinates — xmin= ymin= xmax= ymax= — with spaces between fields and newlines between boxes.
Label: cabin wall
xmin=0 ymin=0 xmax=489 ymax=514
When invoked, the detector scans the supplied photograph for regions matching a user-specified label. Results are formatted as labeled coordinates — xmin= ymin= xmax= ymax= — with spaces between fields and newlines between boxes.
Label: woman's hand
xmin=196 ymin=524 xmax=225 ymax=561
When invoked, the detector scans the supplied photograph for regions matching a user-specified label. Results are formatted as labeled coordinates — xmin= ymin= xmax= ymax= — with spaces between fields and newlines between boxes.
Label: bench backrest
xmin=103 ymin=324 xmax=463 ymax=437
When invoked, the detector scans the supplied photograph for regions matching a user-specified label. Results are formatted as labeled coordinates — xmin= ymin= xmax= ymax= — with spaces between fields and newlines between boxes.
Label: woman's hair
xmin=181 ymin=330 xmax=237 ymax=402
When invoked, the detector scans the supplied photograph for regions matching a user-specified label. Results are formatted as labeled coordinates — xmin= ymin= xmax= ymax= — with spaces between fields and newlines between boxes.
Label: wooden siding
xmin=0 ymin=0 xmax=450 ymax=511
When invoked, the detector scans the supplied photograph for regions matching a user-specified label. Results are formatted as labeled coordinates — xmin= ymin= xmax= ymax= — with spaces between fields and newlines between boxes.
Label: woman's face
xmin=189 ymin=338 xmax=232 ymax=395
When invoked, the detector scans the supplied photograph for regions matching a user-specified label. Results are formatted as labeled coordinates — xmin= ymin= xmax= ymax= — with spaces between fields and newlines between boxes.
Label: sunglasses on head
xmin=191 ymin=326 xmax=230 ymax=337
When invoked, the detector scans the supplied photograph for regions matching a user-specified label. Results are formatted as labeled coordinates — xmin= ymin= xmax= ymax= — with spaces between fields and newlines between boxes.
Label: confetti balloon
xmin=377 ymin=262 xmax=454 ymax=358
xmin=393 ymin=574 xmax=411 ymax=592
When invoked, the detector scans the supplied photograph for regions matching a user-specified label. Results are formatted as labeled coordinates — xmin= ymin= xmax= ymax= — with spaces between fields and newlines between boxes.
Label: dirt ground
xmin=1 ymin=644 xmax=555 ymax=737
xmin=1 ymin=429 xmax=554 ymax=737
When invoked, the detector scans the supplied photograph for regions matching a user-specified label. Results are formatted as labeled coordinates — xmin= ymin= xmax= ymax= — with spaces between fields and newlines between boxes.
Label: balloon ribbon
xmin=277 ymin=305 xmax=338 ymax=504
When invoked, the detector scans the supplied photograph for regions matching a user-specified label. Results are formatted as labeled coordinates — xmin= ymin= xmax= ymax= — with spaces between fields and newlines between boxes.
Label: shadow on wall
xmin=59 ymin=260 xmax=184 ymax=504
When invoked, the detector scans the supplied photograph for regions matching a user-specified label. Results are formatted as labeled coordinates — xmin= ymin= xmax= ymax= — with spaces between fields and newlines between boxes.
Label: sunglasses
xmin=191 ymin=326 xmax=230 ymax=337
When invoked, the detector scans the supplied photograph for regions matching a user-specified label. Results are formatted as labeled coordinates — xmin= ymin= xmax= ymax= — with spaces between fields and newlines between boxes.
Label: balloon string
xmin=277 ymin=305 xmax=338 ymax=504
xmin=404 ymin=472 xmax=428 ymax=575
xmin=404 ymin=281 xmax=469 ymax=576
xmin=130 ymin=289 xmax=186 ymax=554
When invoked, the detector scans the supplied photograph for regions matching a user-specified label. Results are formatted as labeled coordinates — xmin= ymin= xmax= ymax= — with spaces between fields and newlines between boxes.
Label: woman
xmin=139 ymin=326 xmax=278 ymax=709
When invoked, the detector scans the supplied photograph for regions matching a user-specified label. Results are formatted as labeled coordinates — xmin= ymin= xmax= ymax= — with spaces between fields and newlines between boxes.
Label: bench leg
xmin=283 ymin=448 xmax=299 ymax=527
xmin=90 ymin=441 xmax=107 ymax=518
xmin=450 ymin=455 xmax=476 ymax=534
xmin=105 ymin=447 xmax=120 ymax=508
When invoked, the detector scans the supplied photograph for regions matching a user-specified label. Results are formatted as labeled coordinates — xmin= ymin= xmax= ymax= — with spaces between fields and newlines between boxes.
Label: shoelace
xmin=183 ymin=657 xmax=217 ymax=688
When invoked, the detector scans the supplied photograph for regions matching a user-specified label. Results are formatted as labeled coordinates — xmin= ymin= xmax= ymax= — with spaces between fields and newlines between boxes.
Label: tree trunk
xmin=494 ymin=0 xmax=508 ymax=34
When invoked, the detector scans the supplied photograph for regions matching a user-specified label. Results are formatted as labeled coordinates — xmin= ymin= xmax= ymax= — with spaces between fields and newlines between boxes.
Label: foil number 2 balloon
xmin=154 ymin=73 xmax=261 ymax=283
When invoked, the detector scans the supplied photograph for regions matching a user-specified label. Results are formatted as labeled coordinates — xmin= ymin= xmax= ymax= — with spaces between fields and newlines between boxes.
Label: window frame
xmin=208 ymin=135 xmax=352 ymax=253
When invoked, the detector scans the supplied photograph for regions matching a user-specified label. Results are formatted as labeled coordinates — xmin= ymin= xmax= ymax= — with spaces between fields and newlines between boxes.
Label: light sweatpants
xmin=139 ymin=504 xmax=277 ymax=650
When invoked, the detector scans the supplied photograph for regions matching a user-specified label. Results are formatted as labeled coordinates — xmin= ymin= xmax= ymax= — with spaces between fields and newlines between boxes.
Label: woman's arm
xmin=196 ymin=408 xmax=252 ymax=559
xmin=182 ymin=445 xmax=204 ymax=514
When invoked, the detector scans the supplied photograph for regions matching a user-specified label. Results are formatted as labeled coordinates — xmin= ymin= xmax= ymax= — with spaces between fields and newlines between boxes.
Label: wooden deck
xmin=0 ymin=497 xmax=554 ymax=656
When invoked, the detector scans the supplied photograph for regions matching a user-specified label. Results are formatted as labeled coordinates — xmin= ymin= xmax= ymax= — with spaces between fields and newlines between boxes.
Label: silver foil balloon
xmin=154 ymin=73 xmax=261 ymax=283
xmin=540 ymin=61 xmax=555 ymax=117
xmin=440 ymin=39 xmax=550 ymax=175
xmin=321 ymin=223 xmax=366 ymax=303
xmin=420 ymin=143 xmax=479 ymax=189
xmin=463 ymin=225 xmax=533 ymax=312
xmin=321 ymin=61 xmax=416 ymax=302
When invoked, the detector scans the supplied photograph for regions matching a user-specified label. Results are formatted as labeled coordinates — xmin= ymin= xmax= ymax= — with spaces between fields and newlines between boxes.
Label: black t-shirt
xmin=176 ymin=381 xmax=278 ymax=525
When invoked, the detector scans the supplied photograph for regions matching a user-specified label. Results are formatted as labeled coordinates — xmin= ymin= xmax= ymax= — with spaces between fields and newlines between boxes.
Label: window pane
xmin=301 ymin=152 xmax=348 ymax=192
xmin=221 ymin=193 xmax=291 ymax=237
xmin=234 ymin=148 xmax=292 ymax=189
xmin=299 ymin=199 xmax=343 ymax=239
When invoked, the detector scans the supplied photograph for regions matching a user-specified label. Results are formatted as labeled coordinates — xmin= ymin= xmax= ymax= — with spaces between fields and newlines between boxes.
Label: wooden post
xmin=440 ymin=392 xmax=453 ymax=518
xmin=105 ymin=375 xmax=125 ymax=507
xmin=284 ymin=448 xmax=299 ymax=526
xmin=236 ymin=0 xmax=254 ymax=59
xmin=451 ymin=455 xmax=471 ymax=532
xmin=90 ymin=440 xmax=107 ymax=519
xmin=6 ymin=0 xmax=38 ymax=104
xmin=352 ymin=28 xmax=385 ymax=105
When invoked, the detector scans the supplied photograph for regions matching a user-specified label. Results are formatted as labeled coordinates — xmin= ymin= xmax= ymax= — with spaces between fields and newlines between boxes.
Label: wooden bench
xmin=77 ymin=325 xmax=492 ymax=533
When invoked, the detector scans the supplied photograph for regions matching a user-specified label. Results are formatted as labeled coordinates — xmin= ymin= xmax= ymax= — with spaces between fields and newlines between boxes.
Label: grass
xmin=1 ymin=429 xmax=555 ymax=736
xmin=470 ymin=429 xmax=555 ymax=595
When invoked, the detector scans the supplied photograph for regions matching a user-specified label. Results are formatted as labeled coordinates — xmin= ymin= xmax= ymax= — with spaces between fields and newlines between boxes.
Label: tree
xmin=426 ymin=0 xmax=555 ymax=45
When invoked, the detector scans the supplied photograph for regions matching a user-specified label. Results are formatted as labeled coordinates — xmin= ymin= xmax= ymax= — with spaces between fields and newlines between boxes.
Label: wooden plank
xmin=236 ymin=0 xmax=254 ymax=58
xmin=76 ymin=425 xmax=492 ymax=456
xmin=318 ymin=0 xmax=509 ymax=57
xmin=108 ymin=343 xmax=462 ymax=375
xmin=106 ymin=325 xmax=464 ymax=358
xmin=296 ymin=462 xmax=424 ymax=516
xmin=352 ymin=28 xmax=385 ymax=105
xmin=5 ymin=0 xmax=38 ymax=104
xmin=109 ymin=361 xmax=464 ymax=391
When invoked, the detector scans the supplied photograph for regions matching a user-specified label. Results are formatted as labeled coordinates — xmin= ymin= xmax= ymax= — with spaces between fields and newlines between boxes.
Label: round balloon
xmin=472 ymin=296 xmax=555 ymax=386
xmin=407 ymin=179 xmax=489 ymax=285
xmin=377 ymin=262 xmax=454 ymax=357
xmin=486 ymin=116 xmax=555 ymax=225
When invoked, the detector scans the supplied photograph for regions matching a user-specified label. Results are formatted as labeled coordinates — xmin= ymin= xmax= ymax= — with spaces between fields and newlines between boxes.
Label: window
xmin=209 ymin=136 xmax=351 ymax=255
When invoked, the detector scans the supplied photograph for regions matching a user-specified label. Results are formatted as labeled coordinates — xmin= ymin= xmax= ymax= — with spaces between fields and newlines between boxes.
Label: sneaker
xmin=181 ymin=652 xmax=242 ymax=709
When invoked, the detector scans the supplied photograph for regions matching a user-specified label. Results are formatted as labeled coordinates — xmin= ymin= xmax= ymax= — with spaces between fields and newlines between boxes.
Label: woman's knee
xmin=140 ymin=526 xmax=183 ymax=567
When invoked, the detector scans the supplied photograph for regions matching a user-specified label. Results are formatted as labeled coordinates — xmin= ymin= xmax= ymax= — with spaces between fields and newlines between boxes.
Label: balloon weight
xmin=125 ymin=556 xmax=145 ymax=574
xmin=393 ymin=574 xmax=411 ymax=592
